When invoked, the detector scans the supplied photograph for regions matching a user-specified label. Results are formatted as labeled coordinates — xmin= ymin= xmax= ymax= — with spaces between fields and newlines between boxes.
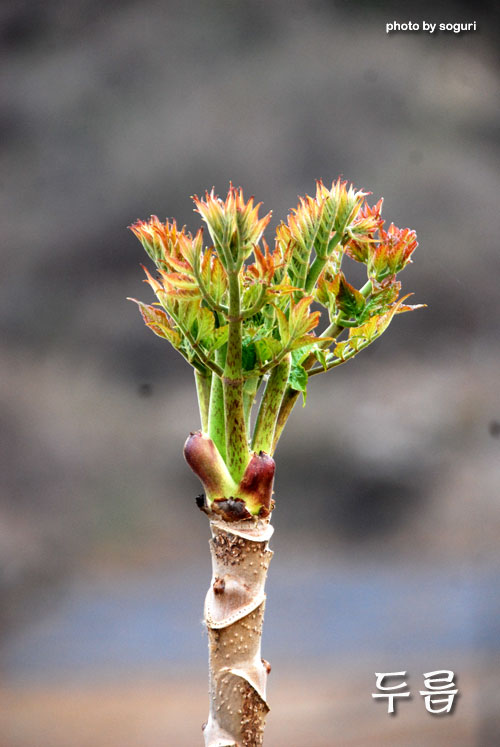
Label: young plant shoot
xmin=129 ymin=181 xmax=422 ymax=746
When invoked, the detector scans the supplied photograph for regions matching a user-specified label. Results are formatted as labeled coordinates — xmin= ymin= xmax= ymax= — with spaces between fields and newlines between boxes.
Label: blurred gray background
xmin=1 ymin=1 xmax=499 ymax=745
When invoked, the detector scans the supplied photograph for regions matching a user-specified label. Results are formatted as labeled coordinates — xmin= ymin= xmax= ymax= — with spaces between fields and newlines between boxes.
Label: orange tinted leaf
xmin=266 ymin=283 xmax=298 ymax=296
xmin=288 ymin=333 xmax=331 ymax=351
xmin=128 ymin=298 xmax=181 ymax=346
xmin=180 ymin=227 xmax=203 ymax=268
xmin=158 ymin=270 xmax=200 ymax=298
xmin=163 ymin=254 xmax=192 ymax=274
xmin=396 ymin=302 xmax=427 ymax=314
xmin=368 ymin=224 xmax=418 ymax=280
xmin=289 ymin=296 xmax=320 ymax=340
xmin=141 ymin=264 xmax=162 ymax=293
xmin=250 ymin=242 xmax=275 ymax=283
xmin=210 ymin=254 xmax=228 ymax=303
xmin=315 ymin=269 xmax=340 ymax=309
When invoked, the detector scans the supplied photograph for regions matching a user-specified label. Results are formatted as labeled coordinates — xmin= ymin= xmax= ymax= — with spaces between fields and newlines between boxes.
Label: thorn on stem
xmin=213 ymin=576 xmax=226 ymax=595
xmin=262 ymin=658 xmax=272 ymax=674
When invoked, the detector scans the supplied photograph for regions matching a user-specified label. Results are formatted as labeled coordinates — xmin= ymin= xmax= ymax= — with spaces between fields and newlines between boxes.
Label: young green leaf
xmin=288 ymin=361 xmax=308 ymax=404
xmin=274 ymin=305 xmax=290 ymax=346
xmin=195 ymin=307 xmax=216 ymax=344
xmin=335 ymin=273 xmax=366 ymax=319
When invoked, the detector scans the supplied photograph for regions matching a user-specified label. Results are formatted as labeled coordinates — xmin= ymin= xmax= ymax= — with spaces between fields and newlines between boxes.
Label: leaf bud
xmin=184 ymin=432 xmax=237 ymax=502
xmin=237 ymin=451 xmax=276 ymax=516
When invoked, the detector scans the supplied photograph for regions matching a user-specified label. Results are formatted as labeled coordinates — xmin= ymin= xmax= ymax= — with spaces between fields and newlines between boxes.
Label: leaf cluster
xmin=129 ymin=181 xmax=423 ymax=458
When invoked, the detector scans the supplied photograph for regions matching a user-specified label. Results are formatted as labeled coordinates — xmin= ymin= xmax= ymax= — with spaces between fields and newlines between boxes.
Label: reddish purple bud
xmin=184 ymin=432 xmax=237 ymax=501
xmin=238 ymin=451 xmax=276 ymax=515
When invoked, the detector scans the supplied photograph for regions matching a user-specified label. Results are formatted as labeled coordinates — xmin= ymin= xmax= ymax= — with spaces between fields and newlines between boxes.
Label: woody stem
xmin=203 ymin=518 xmax=273 ymax=747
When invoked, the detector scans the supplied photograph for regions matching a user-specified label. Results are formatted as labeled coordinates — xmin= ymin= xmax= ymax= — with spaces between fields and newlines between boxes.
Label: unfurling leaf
xmin=361 ymin=279 xmax=401 ymax=320
xmin=368 ymin=223 xmax=418 ymax=281
xmin=344 ymin=197 xmax=384 ymax=264
xmin=193 ymin=185 xmax=271 ymax=264
xmin=279 ymin=194 xmax=322 ymax=291
xmin=316 ymin=269 xmax=340 ymax=310
xmin=247 ymin=242 xmax=276 ymax=284
xmin=335 ymin=273 xmax=366 ymax=319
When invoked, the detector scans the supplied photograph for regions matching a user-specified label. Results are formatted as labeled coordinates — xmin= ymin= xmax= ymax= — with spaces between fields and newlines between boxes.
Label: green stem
xmin=214 ymin=235 xmax=235 ymax=273
xmin=195 ymin=370 xmax=212 ymax=432
xmin=272 ymin=386 xmax=298 ymax=453
xmin=360 ymin=279 xmax=373 ymax=296
xmin=243 ymin=375 xmax=261 ymax=437
xmin=223 ymin=270 xmax=250 ymax=481
xmin=252 ymin=354 xmax=291 ymax=455
xmin=320 ymin=321 xmax=343 ymax=343
xmin=208 ymin=349 xmax=226 ymax=461
xmin=271 ymin=339 xmax=323 ymax=451
xmin=308 ymin=330 xmax=376 ymax=378
xmin=335 ymin=317 xmax=359 ymax=328
xmin=304 ymin=233 xmax=342 ymax=294
xmin=272 ymin=326 xmax=342 ymax=450
xmin=308 ymin=350 xmax=356 ymax=377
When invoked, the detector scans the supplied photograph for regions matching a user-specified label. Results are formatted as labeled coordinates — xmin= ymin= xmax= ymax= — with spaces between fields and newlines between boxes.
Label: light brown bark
xmin=202 ymin=518 xmax=273 ymax=747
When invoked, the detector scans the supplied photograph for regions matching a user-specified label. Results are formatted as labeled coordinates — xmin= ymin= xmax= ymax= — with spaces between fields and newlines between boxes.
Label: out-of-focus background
xmin=1 ymin=1 xmax=499 ymax=745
